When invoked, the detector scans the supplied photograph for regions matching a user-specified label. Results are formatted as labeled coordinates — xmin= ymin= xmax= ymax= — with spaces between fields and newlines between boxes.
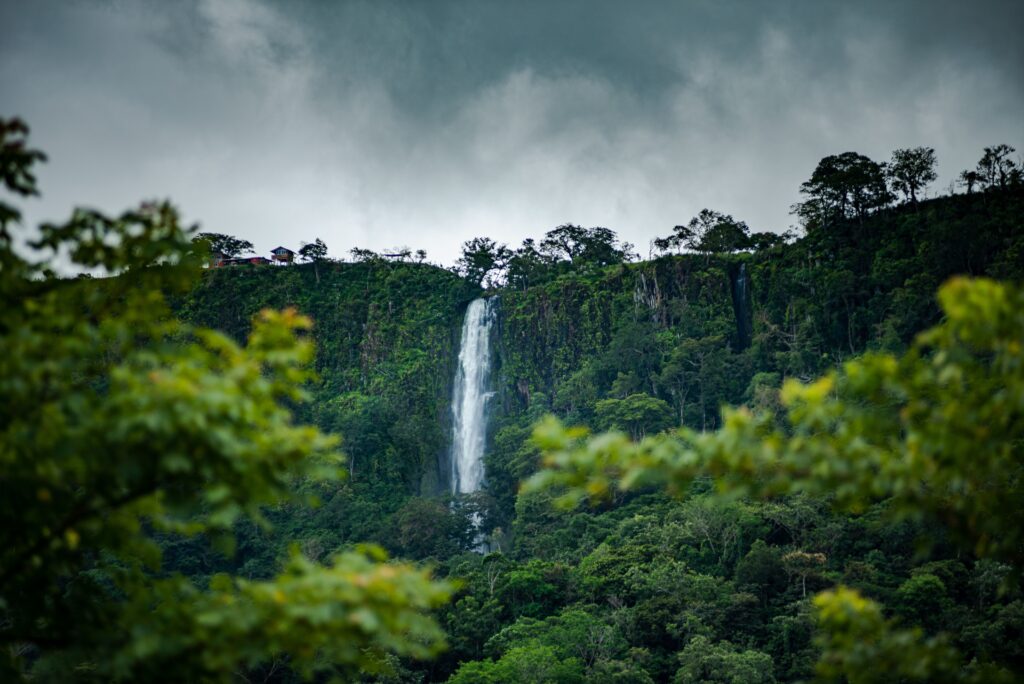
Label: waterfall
xmin=736 ymin=263 xmax=749 ymax=318
xmin=450 ymin=297 xmax=497 ymax=494
xmin=729 ymin=262 xmax=753 ymax=350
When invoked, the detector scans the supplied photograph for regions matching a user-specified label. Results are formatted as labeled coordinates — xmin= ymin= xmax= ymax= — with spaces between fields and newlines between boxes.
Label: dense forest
xmin=4 ymin=116 xmax=1024 ymax=683
xmin=174 ymin=147 xmax=1023 ymax=681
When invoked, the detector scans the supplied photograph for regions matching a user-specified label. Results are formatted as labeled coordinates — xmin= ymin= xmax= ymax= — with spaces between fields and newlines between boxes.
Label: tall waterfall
xmin=450 ymin=297 xmax=497 ymax=494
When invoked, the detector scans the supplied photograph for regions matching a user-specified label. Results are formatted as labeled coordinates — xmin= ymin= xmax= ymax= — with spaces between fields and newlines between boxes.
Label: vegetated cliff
xmin=485 ymin=186 xmax=1023 ymax=528
xmin=499 ymin=186 xmax=1024 ymax=414
xmin=178 ymin=186 xmax=1023 ymax=553
xmin=179 ymin=259 xmax=479 ymax=496
xmin=173 ymin=186 xmax=1023 ymax=683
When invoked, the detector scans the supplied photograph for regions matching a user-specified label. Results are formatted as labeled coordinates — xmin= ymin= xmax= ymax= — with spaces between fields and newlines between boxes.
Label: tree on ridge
xmin=887 ymin=146 xmax=937 ymax=204
xmin=193 ymin=231 xmax=254 ymax=259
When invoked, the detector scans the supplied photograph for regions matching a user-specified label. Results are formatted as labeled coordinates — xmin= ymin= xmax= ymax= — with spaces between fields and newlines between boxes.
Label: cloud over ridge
xmin=2 ymin=0 xmax=1022 ymax=264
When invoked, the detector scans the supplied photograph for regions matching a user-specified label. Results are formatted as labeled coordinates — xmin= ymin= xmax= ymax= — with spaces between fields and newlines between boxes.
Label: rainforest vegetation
xmin=3 ymin=117 xmax=1024 ymax=683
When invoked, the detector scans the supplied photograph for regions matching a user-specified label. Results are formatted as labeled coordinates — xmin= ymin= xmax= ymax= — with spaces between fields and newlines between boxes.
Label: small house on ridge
xmin=270 ymin=246 xmax=295 ymax=265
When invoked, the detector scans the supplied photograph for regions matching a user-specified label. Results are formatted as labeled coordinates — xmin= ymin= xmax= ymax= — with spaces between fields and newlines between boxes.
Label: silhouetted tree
xmin=299 ymin=238 xmax=327 ymax=262
xmin=793 ymin=152 xmax=890 ymax=229
xmin=538 ymin=224 xmax=590 ymax=262
xmin=456 ymin=237 xmax=511 ymax=287
xmin=653 ymin=224 xmax=694 ymax=254
xmin=958 ymin=169 xmax=981 ymax=195
xmin=539 ymin=224 xmax=631 ymax=267
xmin=656 ymin=210 xmax=750 ymax=255
xmin=976 ymin=144 xmax=1019 ymax=190
xmin=349 ymin=246 xmax=379 ymax=262
xmin=747 ymin=231 xmax=789 ymax=251
xmin=193 ymin=232 xmax=254 ymax=259
xmin=298 ymin=238 xmax=328 ymax=282
xmin=695 ymin=212 xmax=751 ymax=254
xmin=887 ymin=147 xmax=937 ymax=204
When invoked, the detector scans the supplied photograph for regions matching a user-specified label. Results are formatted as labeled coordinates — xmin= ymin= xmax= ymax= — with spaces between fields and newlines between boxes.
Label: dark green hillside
xmin=180 ymin=260 xmax=479 ymax=494
xmin=483 ymin=187 xmax=1023 ymax=531
xmin=446 ymin=187 xmax=1024 ymax=683
xmin=174 ymin=186 xmax=1024 ymax=567
xmin=170 ymin=184 xmax=1024 ymax=683
xmin=177 ymin=187 xmax=1022 ymax=521
xmin=497 ymin=186 xmax=1024 ymax=421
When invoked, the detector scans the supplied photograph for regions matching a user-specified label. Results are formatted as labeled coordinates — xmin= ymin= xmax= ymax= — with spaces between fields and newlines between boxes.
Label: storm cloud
xmin=2 ymin=0 xmax=1022 ymax=265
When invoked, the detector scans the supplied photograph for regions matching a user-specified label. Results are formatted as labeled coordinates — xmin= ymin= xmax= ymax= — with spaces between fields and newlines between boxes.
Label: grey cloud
xmin=2 ymin=0 xmax=1022 ymax=267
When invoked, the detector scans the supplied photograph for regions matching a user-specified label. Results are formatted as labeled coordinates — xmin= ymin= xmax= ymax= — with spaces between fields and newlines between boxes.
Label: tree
xmin=298 ymin=237 xmax=327 ymax=262
xmin=747 ymin=231 xmax=789 ymax=252
xmin=539 ymin=224 xmax=632 ymax=268
xmin=697 ymin=214 xmax=750 ymax=254
xmin=457 ymin=236 xmax=511 ymax=287
xmin=886 ymin=147 xmax=937 ymax=204
xmin=506 ymin=238 xmax=553 ymax=290
xmin=528 ymin=277 xmax=1024 ymax=681
xmin=655 ymin=210 xmax=750 ymax=256
xmin=894 ymin=574 xmax=951 ymax=633
xmin=539 ymin=224 xmax=591 ymax=262
xmin=298 ymin=238 xmax=328 ymax=282
xmin=385 ymin=246 xmax=413 ymax=261
xmin=192 ymin=231 xmax=254 ymax=259
xmin=0 ymin=119 xmax=452 ymax=681
xmin=447 ymin=644 xmax=584 ymax=684
xmin=686 ymin=209 xmax=749 ymax=255
xmin=349 ymin=246 xmax=380 ymax=262
xmin=793 ymin=152 xmax=890 ymax=228
xmin=594 ymin=393 xmax=674 ymax=440
xmin=735 ymin=540 xmax=787 ymax=606
xmin=483 ymin=607 xmax=626 ymax=674
xmin=391 ymin=497 xmax=474 ymax=560
xmin=674 ymin=636 xmax=775 ymax=684
xmin=976 ymin=144 xmax=1019 ymax=190
xmin=812 ymin=588 xmax=972 ymax=684
xmin=957 ymin=170 xmax=981 ymax=195
xmin=657 ymin=335 xmax=730 ymax=431
xmin=781 ymin=551 xmax=827 ymax=598
xmin=444 ymin=593 xmax=504 ymax=662
xmin=653 ymin=224 xmax=693 ymax=254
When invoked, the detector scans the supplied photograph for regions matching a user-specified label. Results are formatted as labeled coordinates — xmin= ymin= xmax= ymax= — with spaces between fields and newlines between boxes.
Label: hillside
xmin=180 ymin=259 xmax=479 ymax=493
xmin=172 ymin=186 xmax=1024 ymax=682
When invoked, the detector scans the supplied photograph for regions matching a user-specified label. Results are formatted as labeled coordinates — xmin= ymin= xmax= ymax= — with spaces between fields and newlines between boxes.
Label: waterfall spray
xmin=450 ymin=297 xmax=497 ymax=494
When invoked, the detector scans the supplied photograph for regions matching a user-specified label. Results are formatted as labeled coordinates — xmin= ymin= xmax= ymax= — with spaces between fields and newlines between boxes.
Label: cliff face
xmin=497 ymin=256 xmax=743 ymax=425
xmin=495 ymin=186 xmax=1024 ymax=427
xmin=177 ymin=186 xmax=1024 ymax=542
xmin=179 ymin=259 xmax=480 ymax=495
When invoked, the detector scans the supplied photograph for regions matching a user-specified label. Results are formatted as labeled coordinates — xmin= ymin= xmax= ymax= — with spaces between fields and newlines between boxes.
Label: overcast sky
xmin=3 ymin=0 xmax=1022 ymax=266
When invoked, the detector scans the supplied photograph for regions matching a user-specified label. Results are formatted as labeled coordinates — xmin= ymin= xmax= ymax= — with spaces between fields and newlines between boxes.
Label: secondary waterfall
xmin=729 ymin=262 xmax=753 ymax=350
xmin=450 ymin=297 xmax=497 ymax=494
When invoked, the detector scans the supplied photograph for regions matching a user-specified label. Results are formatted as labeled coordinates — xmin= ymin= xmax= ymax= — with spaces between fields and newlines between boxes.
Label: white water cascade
xmin=450 ymin=297 xmax=497 ymax=494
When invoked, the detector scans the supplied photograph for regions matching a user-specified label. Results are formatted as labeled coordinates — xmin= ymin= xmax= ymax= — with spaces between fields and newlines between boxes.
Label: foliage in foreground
xmin=526 ymin=277 xmax=1023 ymax=682
xmin=0 ymin=119 xmax=452 ymax=681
